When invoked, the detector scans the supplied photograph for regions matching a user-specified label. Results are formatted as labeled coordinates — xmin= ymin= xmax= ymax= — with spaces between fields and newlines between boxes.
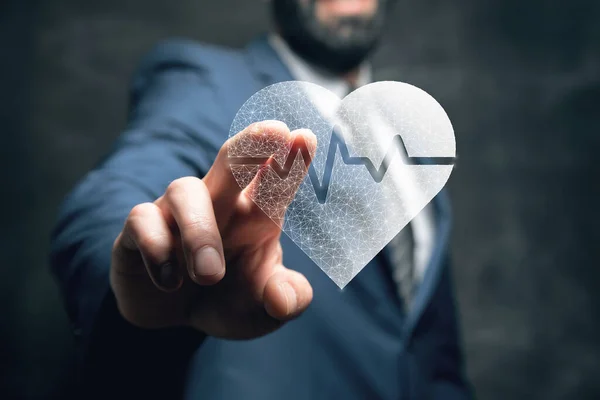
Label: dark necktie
xmin=345 ymin=82 xmax=417 ymax=310
xmin=388 ymin=223 xmax=416 ymax=312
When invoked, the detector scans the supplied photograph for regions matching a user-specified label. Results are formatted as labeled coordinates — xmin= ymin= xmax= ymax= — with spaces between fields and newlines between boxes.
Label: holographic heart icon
xmin=228 ymin=81 xmax=455 ymax=288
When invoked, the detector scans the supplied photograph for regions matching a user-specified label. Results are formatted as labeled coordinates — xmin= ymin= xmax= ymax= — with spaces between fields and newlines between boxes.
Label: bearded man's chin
xmin=272 ymin=0 xmax=388 ymax=74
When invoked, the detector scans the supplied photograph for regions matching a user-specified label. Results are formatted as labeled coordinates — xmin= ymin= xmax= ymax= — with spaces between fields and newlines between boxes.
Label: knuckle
xmin=223 ymin=136 xmax=234 ymax=149
xmin=258 ymin=120 xmax=288 ymax=132
xmin=243 ymin=120 xmax=288 ymax=138
xmin=128 ymin=202 xmax=155 ymax=221
xmin=125 ymin=203 xmax=157 ymax=240
xmin=246 ymin=121 xmax=264 ymax=132
xmin=166 ymin=177 xmax=202 ymax=198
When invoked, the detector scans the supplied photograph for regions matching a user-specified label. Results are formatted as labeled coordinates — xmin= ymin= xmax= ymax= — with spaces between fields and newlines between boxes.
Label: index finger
xmin=203 ymin=120 xmax=291 ymax=204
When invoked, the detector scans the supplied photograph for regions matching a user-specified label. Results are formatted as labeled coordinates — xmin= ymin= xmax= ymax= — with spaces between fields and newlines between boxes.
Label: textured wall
xmin=2 ymin=0 xmax=599 ymax=398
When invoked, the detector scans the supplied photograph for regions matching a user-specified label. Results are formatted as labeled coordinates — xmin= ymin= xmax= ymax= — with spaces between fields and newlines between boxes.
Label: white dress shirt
xmin=268 ymin=34 xmax=435 ymax=283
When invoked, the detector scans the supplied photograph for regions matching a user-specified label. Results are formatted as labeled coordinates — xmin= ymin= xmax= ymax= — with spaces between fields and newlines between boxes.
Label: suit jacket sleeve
xmin=429 ymin=257 xmax=474 ymax=400
xmin=49 ymin=40 xmax=229 ymax=398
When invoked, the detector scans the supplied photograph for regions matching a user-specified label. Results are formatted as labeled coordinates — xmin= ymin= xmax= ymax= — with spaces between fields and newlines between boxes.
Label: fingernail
xmin=157 ymin=262 xmax=182 ymax=291
xmin=280 ymin=282 xmax=297 ymax=315
xmin=194 ymin=246 xmax=224 ymax=278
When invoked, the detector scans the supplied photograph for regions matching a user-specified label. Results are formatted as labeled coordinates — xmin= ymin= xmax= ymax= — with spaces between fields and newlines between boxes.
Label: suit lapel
xmin=402 ymin=187 xmax=452 ymax=341
xmin=245 ymin=34 xmax=295 ymax=87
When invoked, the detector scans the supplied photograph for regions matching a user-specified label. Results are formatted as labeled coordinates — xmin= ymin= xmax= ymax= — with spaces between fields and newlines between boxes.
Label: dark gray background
xmin=2 ymin=0 xmax=599 ymax=399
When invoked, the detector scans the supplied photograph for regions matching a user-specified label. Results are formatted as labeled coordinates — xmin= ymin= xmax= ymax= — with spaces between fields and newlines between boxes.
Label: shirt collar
xmin=268 ymin=33 xmax=372 ymax=98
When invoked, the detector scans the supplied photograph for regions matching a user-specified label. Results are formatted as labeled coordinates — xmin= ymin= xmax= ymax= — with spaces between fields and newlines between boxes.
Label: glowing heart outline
xmin=228 ymin=81 xmax=455 ymax=288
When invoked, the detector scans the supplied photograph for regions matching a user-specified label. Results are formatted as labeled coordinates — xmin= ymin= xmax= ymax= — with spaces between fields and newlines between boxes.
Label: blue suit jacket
xmin=50 ymin=35 xmax=471 ymax=400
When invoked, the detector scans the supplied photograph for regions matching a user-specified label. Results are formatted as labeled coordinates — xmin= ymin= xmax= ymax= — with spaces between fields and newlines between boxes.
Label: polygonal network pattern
xmin=228 ymin=81 xmax=455 ymax=288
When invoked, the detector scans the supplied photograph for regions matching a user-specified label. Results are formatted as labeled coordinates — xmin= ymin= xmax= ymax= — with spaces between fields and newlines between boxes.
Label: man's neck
xmin=268 ymin=33 xmax=371 ymax=98
xmin=343 ymin=69 xmax=361 ymax=88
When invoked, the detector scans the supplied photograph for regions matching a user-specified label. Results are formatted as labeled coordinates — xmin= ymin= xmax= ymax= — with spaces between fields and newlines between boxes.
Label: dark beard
xmin=272 ymin=0 xmax=389 ymax=74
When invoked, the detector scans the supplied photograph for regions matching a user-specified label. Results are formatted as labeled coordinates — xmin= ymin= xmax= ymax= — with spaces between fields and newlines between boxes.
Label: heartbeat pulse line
xmin=229 ymin=128 xmax=455 ymax=204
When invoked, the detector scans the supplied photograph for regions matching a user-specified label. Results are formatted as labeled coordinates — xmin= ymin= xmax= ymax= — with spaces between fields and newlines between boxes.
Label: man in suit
xmin=51 ymin=0 xmax=472 ymax=399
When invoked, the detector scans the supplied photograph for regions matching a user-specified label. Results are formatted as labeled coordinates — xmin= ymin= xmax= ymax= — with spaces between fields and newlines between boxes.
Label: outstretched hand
xmin=110 ymin=121 xmax=317 ymax=339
